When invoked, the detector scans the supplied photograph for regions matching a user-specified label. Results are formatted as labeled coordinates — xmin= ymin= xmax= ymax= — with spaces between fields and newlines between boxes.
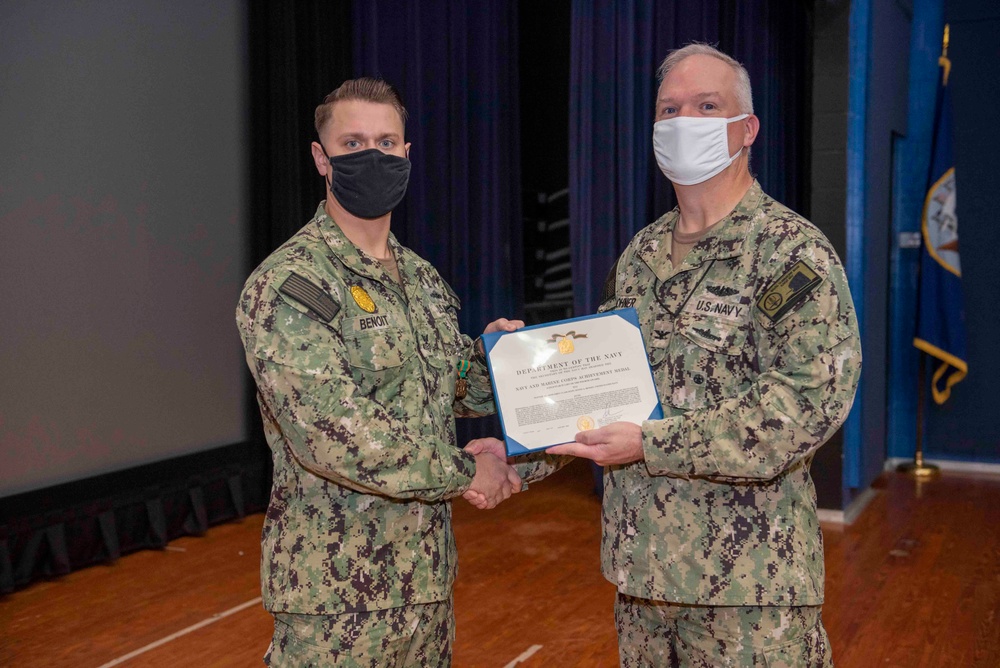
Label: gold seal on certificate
xmin=481 ymin=308 xmax=663 ymax=455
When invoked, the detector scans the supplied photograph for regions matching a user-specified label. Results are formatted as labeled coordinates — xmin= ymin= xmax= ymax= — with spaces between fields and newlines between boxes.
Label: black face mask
xmin=324 ymin=147 xmax=411 ymax=219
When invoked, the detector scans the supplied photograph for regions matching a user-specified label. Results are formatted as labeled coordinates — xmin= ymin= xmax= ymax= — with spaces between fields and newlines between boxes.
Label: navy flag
xmin=913 ymin=31 xmax=967 ymax=404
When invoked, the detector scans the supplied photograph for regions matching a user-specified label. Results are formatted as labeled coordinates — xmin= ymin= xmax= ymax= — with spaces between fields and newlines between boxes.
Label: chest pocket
xmin=664 ymin=313 xmax=751 ymax=411
xmin=343 ymin=326 xmax=414 ymax=397
xmin=424 ymin=286 xmax=466 ymax=361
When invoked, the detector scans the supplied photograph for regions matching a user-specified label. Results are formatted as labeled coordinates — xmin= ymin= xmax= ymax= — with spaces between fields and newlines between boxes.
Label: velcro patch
xmin=279 ymin=273 xmax=340 ymax=322
xmin=442 ymin=280 xmax=462 ymax=309
xmin=757 ymin=260 xmax=822 ymax=322
xmin=600 ymin=258 xmax=619 ymax=305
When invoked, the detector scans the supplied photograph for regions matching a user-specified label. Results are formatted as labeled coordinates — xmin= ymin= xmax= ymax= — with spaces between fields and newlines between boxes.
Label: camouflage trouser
xmin=264 ymin=599 xmax=453 ymax=667
xmin=615 ymin=593 xmax=832 ymax=667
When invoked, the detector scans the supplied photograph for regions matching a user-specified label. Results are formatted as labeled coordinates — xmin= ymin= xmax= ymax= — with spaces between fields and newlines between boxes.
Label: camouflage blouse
xmin=236 ymin=204 xmax=493 ymax=614
xmin=600 ymin=181 xmax=862 ymax=606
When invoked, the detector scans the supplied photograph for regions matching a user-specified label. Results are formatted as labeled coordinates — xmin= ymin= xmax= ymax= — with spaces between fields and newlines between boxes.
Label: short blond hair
xmin=314 ymin=77 xmax=408 ymax=135
xmin=657 ymin=43 xmax=754 ymax=114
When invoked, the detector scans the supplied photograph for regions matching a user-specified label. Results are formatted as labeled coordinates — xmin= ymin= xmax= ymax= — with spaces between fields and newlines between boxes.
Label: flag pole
xmin=898 ymin=24 xmax=950 ymax=479
xmin=898 ymin=351 xmax=939 ymax=476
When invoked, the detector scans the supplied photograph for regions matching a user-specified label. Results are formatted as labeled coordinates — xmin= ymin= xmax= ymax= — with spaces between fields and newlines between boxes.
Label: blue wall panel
xmin=844 ymin=0 xmax=871 ymax=494
xmin=846 ymin=0 xmax=913 ymax=501
xmin=888 ymin=0 xmax=943 ymax=460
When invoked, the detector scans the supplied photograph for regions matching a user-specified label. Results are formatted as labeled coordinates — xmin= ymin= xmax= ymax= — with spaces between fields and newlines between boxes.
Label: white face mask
xmin=652 ymin=114 xmax=749 ymax=185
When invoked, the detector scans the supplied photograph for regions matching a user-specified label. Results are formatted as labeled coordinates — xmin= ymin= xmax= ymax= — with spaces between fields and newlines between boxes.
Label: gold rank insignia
xmin=350 ymin=285 xmax=377 ymax=313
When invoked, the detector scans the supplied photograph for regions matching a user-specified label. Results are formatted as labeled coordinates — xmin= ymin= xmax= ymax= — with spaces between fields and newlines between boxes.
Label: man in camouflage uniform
xmin=548 ymin=44 xmax=862 ymax=666
xmin=236 ymin=78 xmax=521 ymax=667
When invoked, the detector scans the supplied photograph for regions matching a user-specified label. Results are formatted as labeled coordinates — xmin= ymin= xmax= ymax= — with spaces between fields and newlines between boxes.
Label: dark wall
xmin=519 ymin=0 xmax=570 ymax=196
xmin=519 ymin=0 xmax=572 ymax=324
xmin=247 ymin=0 xmax=353 ymax=263
xmin=923 ymin=0 xmax=1000 ymax=462
xmin=810 ymin=0 xmax=849 ymax=510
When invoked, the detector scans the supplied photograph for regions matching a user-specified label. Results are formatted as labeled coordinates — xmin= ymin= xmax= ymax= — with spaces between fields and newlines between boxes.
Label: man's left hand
xmin=477 ymin=318 xmax=525 ymax=358
xmin=546 ymin=422 xmax=645 ymax=466
xmin=483 ymin=318 xmax=525 ymax=336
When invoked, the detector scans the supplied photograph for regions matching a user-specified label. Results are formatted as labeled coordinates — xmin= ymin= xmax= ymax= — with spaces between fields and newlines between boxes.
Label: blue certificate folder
xmin=482 ymin=308 xmax=664 ymax=456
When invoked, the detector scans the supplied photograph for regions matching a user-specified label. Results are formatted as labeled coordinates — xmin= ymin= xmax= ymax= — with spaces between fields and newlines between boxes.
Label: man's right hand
xmin=465 ymin=451 xmax=521 ymax=510
xmin=464 ymin=436 xmax=509 ymax=460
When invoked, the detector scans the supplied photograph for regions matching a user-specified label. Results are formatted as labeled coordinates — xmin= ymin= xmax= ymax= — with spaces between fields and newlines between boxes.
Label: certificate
xmin=482 ymin=308 xmax=663 ymax=455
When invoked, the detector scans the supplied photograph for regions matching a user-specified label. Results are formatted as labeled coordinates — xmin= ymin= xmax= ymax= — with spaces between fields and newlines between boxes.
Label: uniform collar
xmin=638 ymin=180 xmax=765 ymax=282
xmin=313 ymin=202 xmax=409 ymax=296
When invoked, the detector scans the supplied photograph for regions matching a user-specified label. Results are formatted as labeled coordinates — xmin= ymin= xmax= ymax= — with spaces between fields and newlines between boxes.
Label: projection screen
xmin=0 ymin=0 xmax=248 ymax=496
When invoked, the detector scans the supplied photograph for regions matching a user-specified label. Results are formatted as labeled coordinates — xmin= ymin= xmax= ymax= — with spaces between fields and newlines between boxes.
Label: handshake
xmin=461 ymin=437 xmax=521 ymax=510
xmin=458 ymin=316 xmax=526 ymax=511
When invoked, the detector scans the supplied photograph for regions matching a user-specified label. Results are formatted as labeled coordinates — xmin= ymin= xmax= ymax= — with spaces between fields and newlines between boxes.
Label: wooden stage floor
xmin=2 ymin=460 xmax=998 ymax=667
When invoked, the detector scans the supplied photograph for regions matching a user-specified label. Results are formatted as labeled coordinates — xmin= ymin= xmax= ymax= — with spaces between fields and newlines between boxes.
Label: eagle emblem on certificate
xmin=546 ymin=330 xmax=588 ymax=355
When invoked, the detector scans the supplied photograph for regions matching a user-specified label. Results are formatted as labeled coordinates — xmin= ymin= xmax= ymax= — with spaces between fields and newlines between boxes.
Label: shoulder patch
xmin=757 ymin=260 xmax=822 ymax=322
xmin=600 ymin=258 xmax=619 ymax=306
xmin=279 ymin=272 xmax=340 ymax=322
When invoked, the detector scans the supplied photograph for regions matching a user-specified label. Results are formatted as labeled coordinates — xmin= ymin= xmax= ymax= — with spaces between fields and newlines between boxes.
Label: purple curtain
xmin=352 ymin=0 xmax=523 ymax=336
xmin=352 ymin=0 xmax=522 ymax=443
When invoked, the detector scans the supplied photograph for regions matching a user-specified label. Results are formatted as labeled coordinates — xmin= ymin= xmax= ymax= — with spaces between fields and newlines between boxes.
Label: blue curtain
xmin=570 ymin=0 xmax=812 ymax=315
xmin=352 ymin=0 xmax=522 ymax=336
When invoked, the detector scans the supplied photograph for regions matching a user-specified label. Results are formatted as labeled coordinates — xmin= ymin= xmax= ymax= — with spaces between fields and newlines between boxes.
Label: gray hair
xmin=657 ymin=43 xmax=754 ymax=115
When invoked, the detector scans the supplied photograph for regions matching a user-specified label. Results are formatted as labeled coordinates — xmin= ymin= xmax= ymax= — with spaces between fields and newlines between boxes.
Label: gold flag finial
xmin=939 ymin=24 xmax=951 ymax=86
